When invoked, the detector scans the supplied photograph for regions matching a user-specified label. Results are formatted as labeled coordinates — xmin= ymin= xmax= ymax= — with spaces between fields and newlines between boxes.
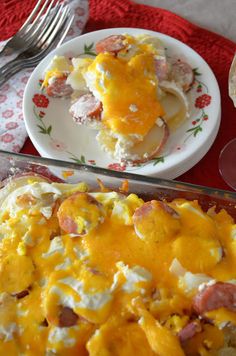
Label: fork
xmin=0 ymin=6 xmax=73 ymax=87
xmin=0 ymin=0 xmax=59 ymax=57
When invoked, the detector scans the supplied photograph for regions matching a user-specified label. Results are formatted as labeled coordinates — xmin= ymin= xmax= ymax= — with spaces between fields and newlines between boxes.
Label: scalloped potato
xmin=0 ymin=176 xmax=235 ymax=355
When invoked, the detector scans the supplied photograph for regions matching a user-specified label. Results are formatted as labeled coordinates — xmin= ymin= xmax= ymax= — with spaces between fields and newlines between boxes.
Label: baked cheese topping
xmin=84 ymin=51 xmax=164 ymax=136
xmin=0 ymin=176 xmax=235 ymax=355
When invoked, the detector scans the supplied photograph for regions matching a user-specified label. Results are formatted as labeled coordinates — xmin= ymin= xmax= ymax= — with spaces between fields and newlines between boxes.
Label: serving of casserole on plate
xmin=23 ymin=28 xmax=221 ymax=179
xmin=0 ymin=151 xmax=235 ymax=355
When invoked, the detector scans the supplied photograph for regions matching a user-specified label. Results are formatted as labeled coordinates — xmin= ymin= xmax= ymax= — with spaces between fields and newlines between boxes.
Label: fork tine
xmin=56 ymin=14 xmax=74 ymax=48
xmin=27 ymin=2 xmax=64 ymax=48
xmin=30 ymin=0 xmax=51 ymax=27
xmin=0 ymin=13 xmax=74 ymax=87
xmin=25 ymin=13 xmax=74 ymax=64
xmin=19 ymin=0 xmax=45 ymax=32
xmin=0 ymin=5 xmax=69 ymax=74
xmin=30 ymin=13 xmax=74 ymax=62
xmin=42 ymin=6 xmax=70 ymax=48
xmin=35 ymin=4 xmax=69 ymax=48
xmin=24 ymin=0 xmax=58 ymax=40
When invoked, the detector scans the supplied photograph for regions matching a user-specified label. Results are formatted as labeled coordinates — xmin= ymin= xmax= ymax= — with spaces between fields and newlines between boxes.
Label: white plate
xmin=23 ymin=28 xmax=221 ymax=179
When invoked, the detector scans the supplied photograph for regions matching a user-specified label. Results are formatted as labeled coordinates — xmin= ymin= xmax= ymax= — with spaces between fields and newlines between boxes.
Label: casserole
xmin=0 ymin=150 xmax=235 ymax=355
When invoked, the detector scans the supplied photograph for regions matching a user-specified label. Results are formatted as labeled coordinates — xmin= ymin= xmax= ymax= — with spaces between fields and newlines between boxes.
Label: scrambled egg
xmin=0 ymin=176 xmax=235 ymax=355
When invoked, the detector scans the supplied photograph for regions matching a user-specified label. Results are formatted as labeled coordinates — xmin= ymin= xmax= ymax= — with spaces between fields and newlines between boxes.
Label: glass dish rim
xmin=1 ymin=149 xmax=235 ymax=200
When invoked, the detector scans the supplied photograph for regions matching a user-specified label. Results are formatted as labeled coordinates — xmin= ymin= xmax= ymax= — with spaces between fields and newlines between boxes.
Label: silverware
xmin=0 ymin=6 xmax=74 ymax=87
xmin=0 ymin=0 xmax=62 ymax=57
xmin=229 ymin=52 xmax=236 ymax=107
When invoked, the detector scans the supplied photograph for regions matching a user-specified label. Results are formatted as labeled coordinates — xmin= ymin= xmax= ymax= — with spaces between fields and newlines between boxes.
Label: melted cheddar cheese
xmin=85 ymin=51 xmax=164 ymax=136
xmin=0 ymin=177 xmax=235 ymax=355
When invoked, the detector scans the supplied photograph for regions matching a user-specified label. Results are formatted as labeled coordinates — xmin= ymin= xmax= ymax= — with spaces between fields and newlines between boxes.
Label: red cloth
xmin=1 ymin=0 xmax=236 ymax=190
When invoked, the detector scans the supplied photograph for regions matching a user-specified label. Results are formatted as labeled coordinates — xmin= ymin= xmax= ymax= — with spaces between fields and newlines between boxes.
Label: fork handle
xmin=0 ymin=60 xmax=28 ymax=87
xmin=0 ymin=56 xmax=25 ymax=73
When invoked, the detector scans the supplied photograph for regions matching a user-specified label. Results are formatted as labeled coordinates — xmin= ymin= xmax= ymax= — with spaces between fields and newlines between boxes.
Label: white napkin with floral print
xmin=0 ymin=0 xmax=88 ymax=152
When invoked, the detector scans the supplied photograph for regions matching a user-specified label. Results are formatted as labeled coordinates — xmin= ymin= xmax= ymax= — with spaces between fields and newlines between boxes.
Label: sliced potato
xmin=120 ymin=118 xmax=169 ymax=164
xmin=159 ymin=80 xmax=190 ymax=129
xmin=97 ymin=118 xmax=169 ymax=164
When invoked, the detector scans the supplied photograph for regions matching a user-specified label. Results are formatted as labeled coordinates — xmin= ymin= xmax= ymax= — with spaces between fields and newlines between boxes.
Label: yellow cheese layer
xmin=0 ymin=179 xmax=235 ymax=355
xmin=86 ymin=51 xmax=164 ymax=136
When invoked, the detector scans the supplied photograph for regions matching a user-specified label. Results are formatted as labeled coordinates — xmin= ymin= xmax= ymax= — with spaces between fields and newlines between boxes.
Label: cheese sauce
xmin=0 ymin=177 xmax=235 ymax=355
xmin=85 ymin=52 xmax=164 ymax=136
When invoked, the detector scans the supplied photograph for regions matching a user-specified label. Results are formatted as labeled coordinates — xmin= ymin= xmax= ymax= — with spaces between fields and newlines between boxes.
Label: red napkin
xmin=1 ymin=0 xmax=236 ymax=191
xmin=0 ymin=1 xmax=39 ymax=40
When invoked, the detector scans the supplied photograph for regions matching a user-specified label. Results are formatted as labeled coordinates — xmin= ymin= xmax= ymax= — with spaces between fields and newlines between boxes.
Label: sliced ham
xmin=133 ymin=200 xmax=180 ymax=242
xmin=134 ymin=201 xmax=179 ymax=225
xmin=46 ymin=76 xmax=73 ymax=98
xmin=95 ymin=35 xmax=127 ymax=55
xmin=193 ymin=282 xmax=236 ymax=315
xmin=170 ymin=60 xmax=194 ymax=92
xmin=69 ymin=93 xmax=102 ymax=126
xmin=154 ymin=57 xmax=169 ymax=82
xmin=178 ymin=321 xmax=202 ymax=343
xmin=57 ymin=192 xmax=104 ymax=235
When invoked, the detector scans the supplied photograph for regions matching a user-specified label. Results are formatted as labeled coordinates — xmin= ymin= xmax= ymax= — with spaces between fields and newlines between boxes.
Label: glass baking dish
xmin=0 ymin=149 xmax=235 ymax=219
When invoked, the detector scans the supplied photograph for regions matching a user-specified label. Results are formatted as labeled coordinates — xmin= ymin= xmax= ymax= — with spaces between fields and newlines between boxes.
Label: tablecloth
xmin=1 ymin=0 xmax=236 ymax=191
